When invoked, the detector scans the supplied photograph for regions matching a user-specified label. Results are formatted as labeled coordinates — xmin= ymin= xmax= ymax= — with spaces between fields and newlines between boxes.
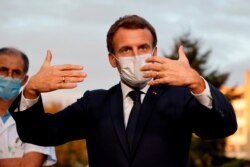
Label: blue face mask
xmin=0 ymin=76 xmax=22 ymax=100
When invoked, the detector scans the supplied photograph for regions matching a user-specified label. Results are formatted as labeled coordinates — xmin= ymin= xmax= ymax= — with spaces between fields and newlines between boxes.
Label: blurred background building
xmin=224 ymin=70 xmax=250 ymax=160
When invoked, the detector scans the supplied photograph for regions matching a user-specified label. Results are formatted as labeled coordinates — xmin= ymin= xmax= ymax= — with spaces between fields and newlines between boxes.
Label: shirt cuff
xmin=190 ymin=78 xmax=213 ymax=109
xmin=19 ymin=91 xmax=39 ymax=111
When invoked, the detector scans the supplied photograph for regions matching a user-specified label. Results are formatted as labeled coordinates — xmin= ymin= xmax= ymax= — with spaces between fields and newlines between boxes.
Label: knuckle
xmin=163 ymin=78 xmax=168 ymax=83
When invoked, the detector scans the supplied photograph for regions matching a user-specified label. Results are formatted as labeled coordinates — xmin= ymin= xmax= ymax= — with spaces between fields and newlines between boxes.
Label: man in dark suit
xmin=9 ymin=15 xmax=237 ymax=167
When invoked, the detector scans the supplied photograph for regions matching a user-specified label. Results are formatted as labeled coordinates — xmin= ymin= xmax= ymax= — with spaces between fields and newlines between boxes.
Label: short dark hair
xmin=106 ymin=15 xmax=157 ymax=54
xmin=0 ymin=47 xmax=29 ymax=74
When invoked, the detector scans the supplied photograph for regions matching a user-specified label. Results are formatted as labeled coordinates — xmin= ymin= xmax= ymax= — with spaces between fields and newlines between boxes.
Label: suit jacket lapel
xmin=131 ymin=85 xmax=163 ymax=156
xmin=109 ymin=84 xmax=130 ymax=159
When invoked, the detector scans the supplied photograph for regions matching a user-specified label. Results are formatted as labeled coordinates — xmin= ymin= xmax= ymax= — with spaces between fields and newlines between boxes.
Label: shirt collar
xmin=120 ymin=81 xmax=150 ymax=99
xmin=1 ymin=111 xmax=11 ymax=124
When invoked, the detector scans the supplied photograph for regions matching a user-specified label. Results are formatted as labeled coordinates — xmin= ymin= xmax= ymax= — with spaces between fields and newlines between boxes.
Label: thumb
xmin=42 ymin=50 xmax=53 ymax=67
xmin=178 ymin=45 xmax=188 ymax=62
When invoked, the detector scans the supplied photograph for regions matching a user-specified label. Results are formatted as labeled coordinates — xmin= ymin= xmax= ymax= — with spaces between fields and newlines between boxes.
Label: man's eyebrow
xmin=0 ymin=66 xmax=8 ymax=69
xmin=0 ymin=66 xmax=23 ymax=72
xmin=138 ymin=43 xmax=150 ymax=48
xmin=12 ymin=69 xmax=23 ymax=72
xmin=118 ymin=46 xmax=132 ymax=51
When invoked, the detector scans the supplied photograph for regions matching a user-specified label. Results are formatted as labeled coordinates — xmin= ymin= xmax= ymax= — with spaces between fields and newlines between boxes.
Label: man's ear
xmin=108 ymin=53 xmax=118 ymax=68
xmin=21 ymin=75 xmax=29 ymax=86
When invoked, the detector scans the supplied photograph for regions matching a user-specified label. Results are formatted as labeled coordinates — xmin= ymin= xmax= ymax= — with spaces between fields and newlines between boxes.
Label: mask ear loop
xmin=112 ymin=54 xmax=119 ymax=61
xmin=110 ymin=53 xmax=120 ymax=68
xmin=147 ymin=47 xmax=156 ymax=80
xmin=151 ymin=47 xmax=156 ymax=57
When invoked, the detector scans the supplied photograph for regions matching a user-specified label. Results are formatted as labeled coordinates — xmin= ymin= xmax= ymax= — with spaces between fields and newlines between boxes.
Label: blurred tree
xmin=163 ymin=33 xmax=239 ymax=167
xmin=44 ymin=101 xmax=89 ymax=167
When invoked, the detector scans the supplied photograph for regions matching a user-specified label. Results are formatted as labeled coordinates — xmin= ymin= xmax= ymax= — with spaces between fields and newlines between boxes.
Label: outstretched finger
xmin=42 ymin=50 xmax=53 ymax=67
xmin=145 ymin=56 xmax=166 ymax=64
xmin=147 ymin=78 xmax=166 ymax=86
xmin=56 ymin=64 xmax=84 ymax=71
xmin=141 ymin=62 xmax=162 ymax=72
xmin=178 ymin=45 xmax=188 ymax=62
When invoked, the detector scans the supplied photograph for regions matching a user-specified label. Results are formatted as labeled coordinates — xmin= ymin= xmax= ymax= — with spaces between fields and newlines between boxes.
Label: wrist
xmin=23 ymin=78 xmax=40 ymax=99
xmin=188 ymin=71 xmax=205 ymax=94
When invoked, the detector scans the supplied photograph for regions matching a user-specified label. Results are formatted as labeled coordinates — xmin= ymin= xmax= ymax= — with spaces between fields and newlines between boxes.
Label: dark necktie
xmin=126 ymin=90 xmax=142 ymax=150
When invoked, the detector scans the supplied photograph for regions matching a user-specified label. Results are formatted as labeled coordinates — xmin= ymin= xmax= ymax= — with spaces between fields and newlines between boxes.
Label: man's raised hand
xmin=23 ymin=50 xmax=87 ymax=99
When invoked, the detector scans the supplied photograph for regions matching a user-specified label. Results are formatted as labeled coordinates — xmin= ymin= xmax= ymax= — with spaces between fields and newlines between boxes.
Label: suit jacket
xmin=9 ymin=83 xmax=237 ymax=167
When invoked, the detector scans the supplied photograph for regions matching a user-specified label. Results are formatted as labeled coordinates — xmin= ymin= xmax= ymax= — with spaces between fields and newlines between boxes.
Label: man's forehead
xmin=0 ymin=54 xmax=25 ymax=69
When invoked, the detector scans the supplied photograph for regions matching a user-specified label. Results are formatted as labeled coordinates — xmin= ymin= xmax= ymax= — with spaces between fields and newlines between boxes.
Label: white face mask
xmin=114 ymin=53 xmax=153 ymax=89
